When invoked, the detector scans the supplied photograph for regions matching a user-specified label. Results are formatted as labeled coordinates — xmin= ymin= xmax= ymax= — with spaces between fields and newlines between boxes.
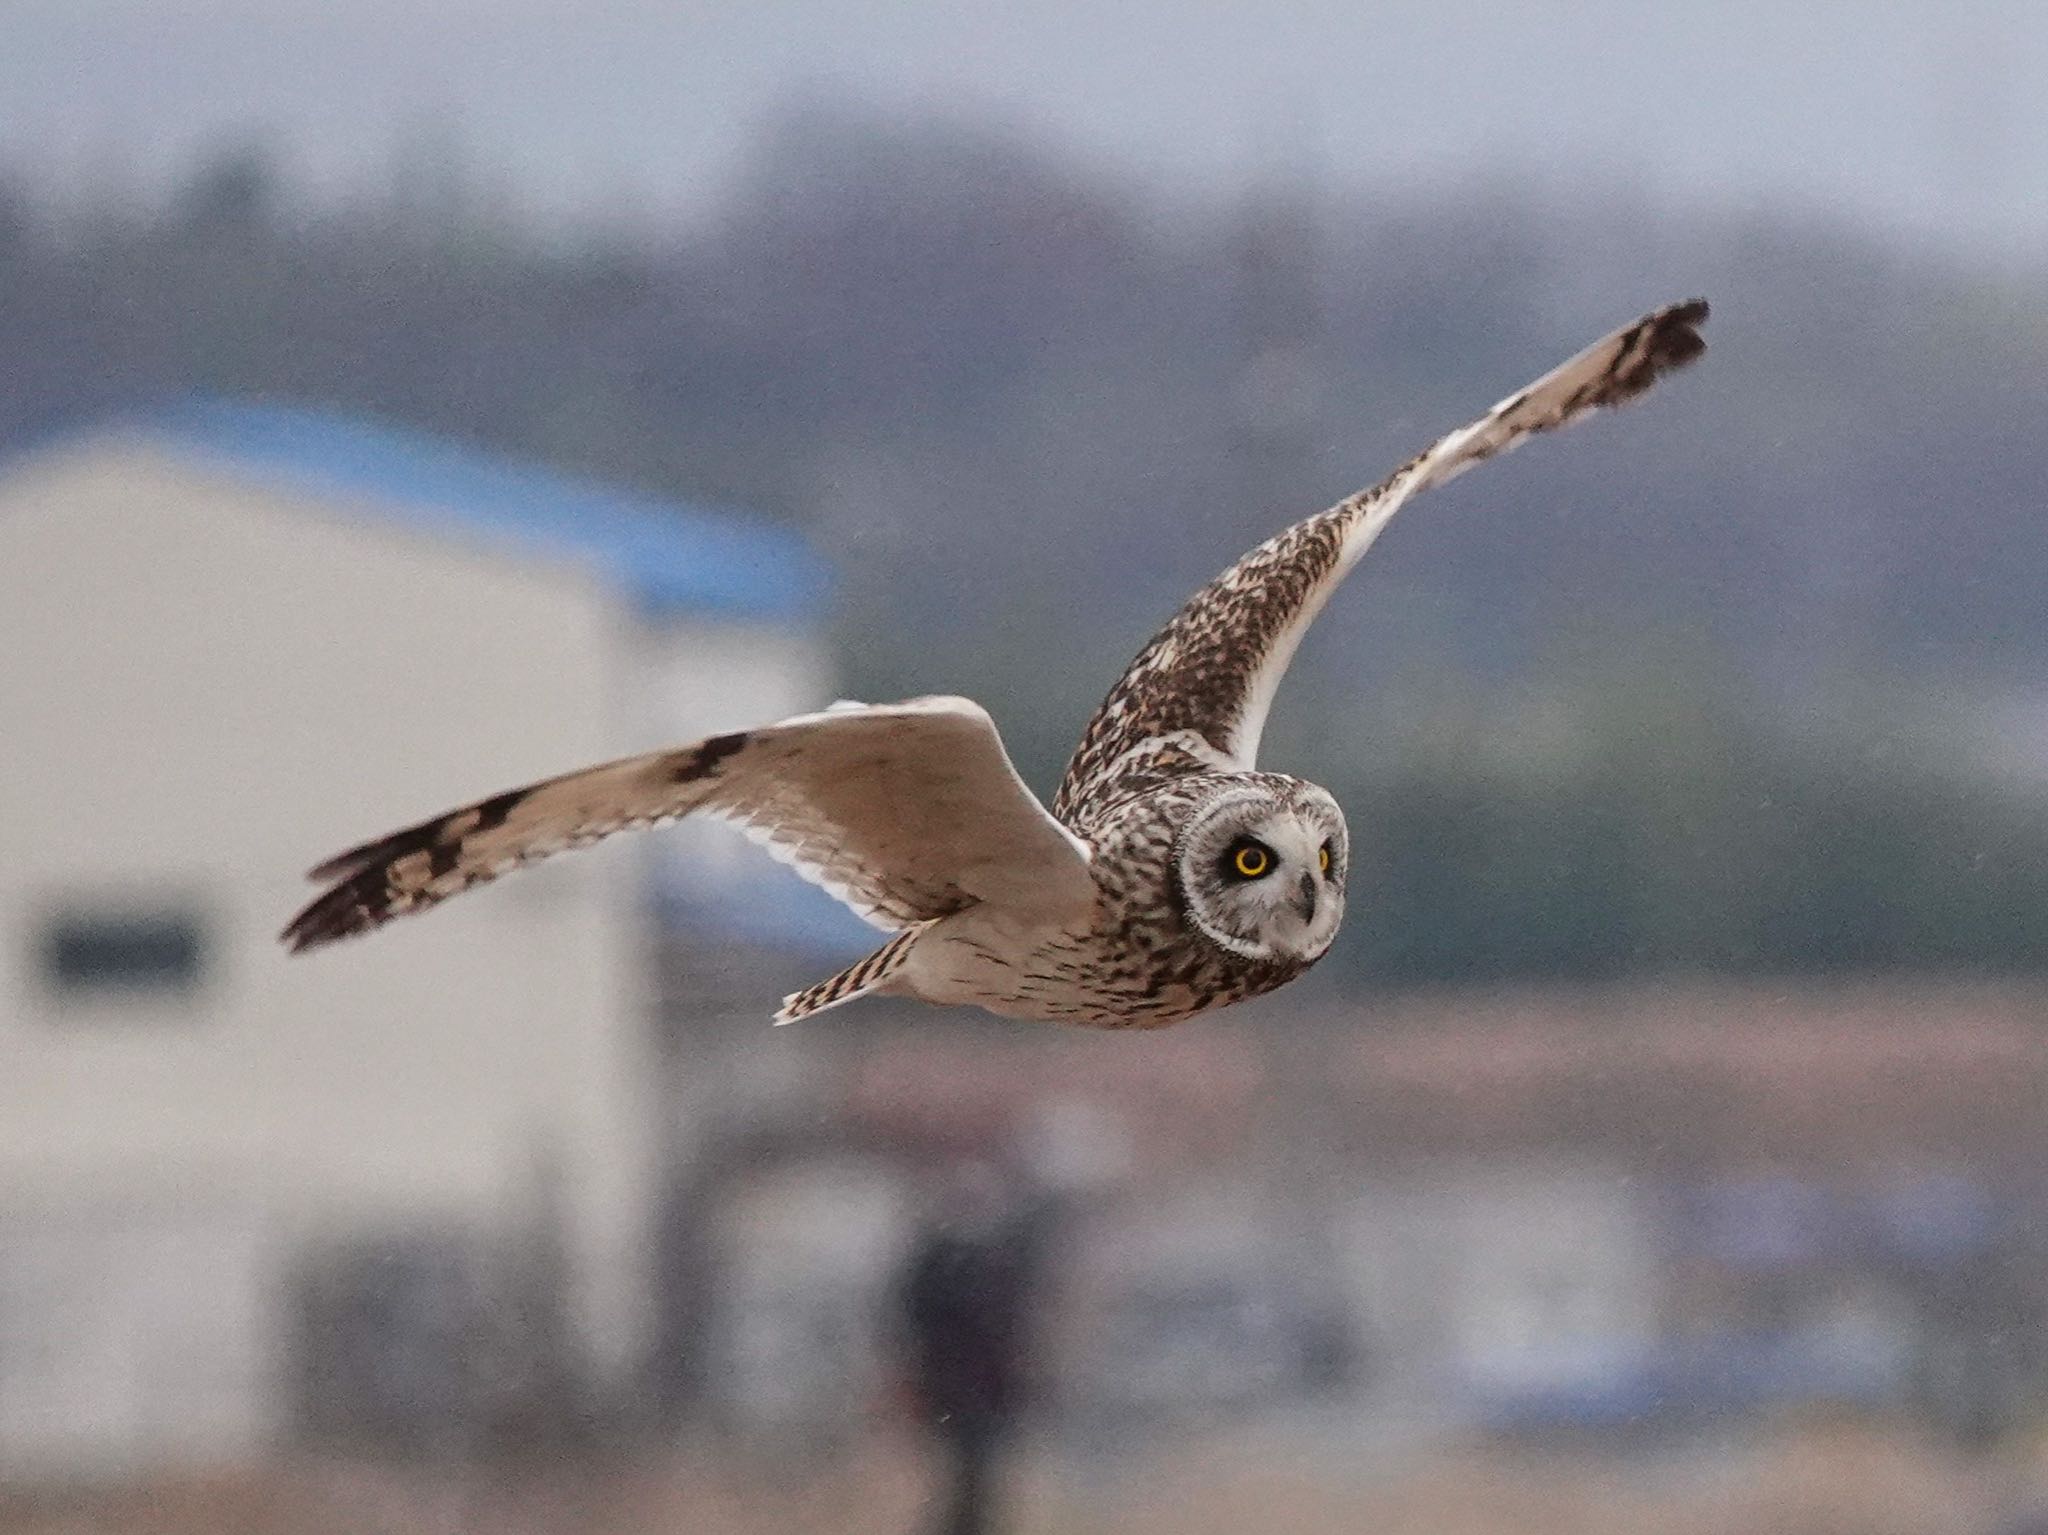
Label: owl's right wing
xmin=1053 ymin=299 xmax=1708 ymax=825
xmin=282 ymin=696 xmax=1095 ymax=952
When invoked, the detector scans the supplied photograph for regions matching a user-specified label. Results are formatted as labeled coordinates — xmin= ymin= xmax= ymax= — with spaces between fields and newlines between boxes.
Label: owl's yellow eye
xmin=1319 ymin=843 xmax=1332 ymax=873
xmin=1231 ymin=843 xmax=1271 ymax=879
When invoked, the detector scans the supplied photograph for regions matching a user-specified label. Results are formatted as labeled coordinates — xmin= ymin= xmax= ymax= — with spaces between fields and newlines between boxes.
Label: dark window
xmin=41 ymin=909 xmax=208 ymax=1000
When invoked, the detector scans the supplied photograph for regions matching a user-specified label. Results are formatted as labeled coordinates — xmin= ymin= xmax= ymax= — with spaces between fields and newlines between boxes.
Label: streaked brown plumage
xmin=285 ymin=299 xmax=1709 ymax=1026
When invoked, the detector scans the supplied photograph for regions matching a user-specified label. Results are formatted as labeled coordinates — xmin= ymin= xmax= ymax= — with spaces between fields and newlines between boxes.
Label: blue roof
xmin=106 ymin=398 xmax=829 ymax=623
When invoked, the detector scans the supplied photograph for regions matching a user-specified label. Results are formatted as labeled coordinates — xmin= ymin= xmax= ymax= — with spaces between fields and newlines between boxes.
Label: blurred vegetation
xmin=3 ymin=102 xmax=2045 ymax=989
xmin=1335 ymin=663 xmax=2048 ymax=988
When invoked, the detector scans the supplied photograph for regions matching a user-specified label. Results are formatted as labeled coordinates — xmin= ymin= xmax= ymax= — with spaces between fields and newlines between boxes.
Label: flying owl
xmin=284 ymin=299 xmax=1708 ymax=1027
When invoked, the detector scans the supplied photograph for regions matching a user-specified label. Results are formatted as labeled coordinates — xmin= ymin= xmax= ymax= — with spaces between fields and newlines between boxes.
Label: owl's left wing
xmin=1053 ymin=299 xmax=1708 ymax=824
xmin=282 ymin=696 xmax=1094 ymax=952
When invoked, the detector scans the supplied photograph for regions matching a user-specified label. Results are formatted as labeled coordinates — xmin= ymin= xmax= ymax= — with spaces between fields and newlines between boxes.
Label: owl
xmin=284 ymin=299 xmax=1708 ymax=1027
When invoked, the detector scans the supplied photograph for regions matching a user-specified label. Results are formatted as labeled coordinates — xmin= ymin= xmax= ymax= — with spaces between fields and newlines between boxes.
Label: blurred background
xmin=4 ymin=2 xmax=2048 ymax=1532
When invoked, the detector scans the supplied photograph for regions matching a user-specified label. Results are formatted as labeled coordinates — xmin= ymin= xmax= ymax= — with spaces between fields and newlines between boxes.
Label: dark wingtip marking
xmin=1645 ymin=297 xmax=1709 ymax=369
xmin=306 ymin=838 xmax=389 ymax=886
xmin=303 ymin=785 xmax=531 ymax=885
xmin=280 ymin=869 xmax=400 ymax=954
xmin=305 ymin=820 xmax=431 ymax=884
xmin=288 ymin=802 xmax=482 ymax=952
xmin=1602 ymin=297 xmax=1709 ymax=407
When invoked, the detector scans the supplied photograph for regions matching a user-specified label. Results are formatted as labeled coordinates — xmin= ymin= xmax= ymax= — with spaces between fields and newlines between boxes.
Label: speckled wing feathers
xmin=1052 ymin=299 xmax=1708 ymax=826
xmin=282 ymin=696 xmax=1094 ymax=951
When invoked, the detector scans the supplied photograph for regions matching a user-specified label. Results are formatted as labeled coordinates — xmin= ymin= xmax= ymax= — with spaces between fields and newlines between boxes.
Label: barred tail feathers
xmin=773 ymin=926 xmax=924 ymax=1025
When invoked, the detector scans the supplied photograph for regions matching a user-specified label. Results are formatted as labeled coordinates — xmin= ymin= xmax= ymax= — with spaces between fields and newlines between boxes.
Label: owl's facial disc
xmin=1176 ymin=783 xmax=1348 ymax=964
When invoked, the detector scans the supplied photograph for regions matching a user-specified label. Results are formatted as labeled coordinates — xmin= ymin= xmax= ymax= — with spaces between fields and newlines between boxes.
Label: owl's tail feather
xmin=773 ymin=925 xmax=924 ymax=1025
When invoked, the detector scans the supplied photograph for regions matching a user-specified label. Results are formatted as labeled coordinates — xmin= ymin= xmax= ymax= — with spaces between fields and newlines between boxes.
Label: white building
xmin=0 ymin=401 xmax=832 ymax=1476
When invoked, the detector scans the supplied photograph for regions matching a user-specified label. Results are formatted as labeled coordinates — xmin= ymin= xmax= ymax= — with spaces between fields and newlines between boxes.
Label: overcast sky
xmin=5 ymin=0 xmax=2044 ymax=260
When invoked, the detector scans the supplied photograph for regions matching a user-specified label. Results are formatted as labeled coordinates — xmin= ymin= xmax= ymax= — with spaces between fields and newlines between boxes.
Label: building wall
xmin=0 ymin=1196 xmax=280 ymax=1476
xmin=0 ymin=439 xmax=671 ymax=1468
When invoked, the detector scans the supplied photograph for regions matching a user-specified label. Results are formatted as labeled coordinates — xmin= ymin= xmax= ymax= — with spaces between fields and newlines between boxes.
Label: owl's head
xmin=1175 ymin=778 xmax=1348 ymax=966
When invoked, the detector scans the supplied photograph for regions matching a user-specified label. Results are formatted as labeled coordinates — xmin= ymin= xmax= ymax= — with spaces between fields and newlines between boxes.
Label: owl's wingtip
xmin=1644 ymin=297 xmax=1710 ymax=371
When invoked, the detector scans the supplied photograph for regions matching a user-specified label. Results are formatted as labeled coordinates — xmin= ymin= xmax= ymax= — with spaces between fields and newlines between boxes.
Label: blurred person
xmin=895 ymin=1158 xmax=1060 ymax=1535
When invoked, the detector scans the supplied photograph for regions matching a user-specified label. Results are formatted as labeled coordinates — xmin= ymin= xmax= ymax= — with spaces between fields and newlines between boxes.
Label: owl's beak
xmin=1294 ymin=872 xmax=1317 ymax=923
